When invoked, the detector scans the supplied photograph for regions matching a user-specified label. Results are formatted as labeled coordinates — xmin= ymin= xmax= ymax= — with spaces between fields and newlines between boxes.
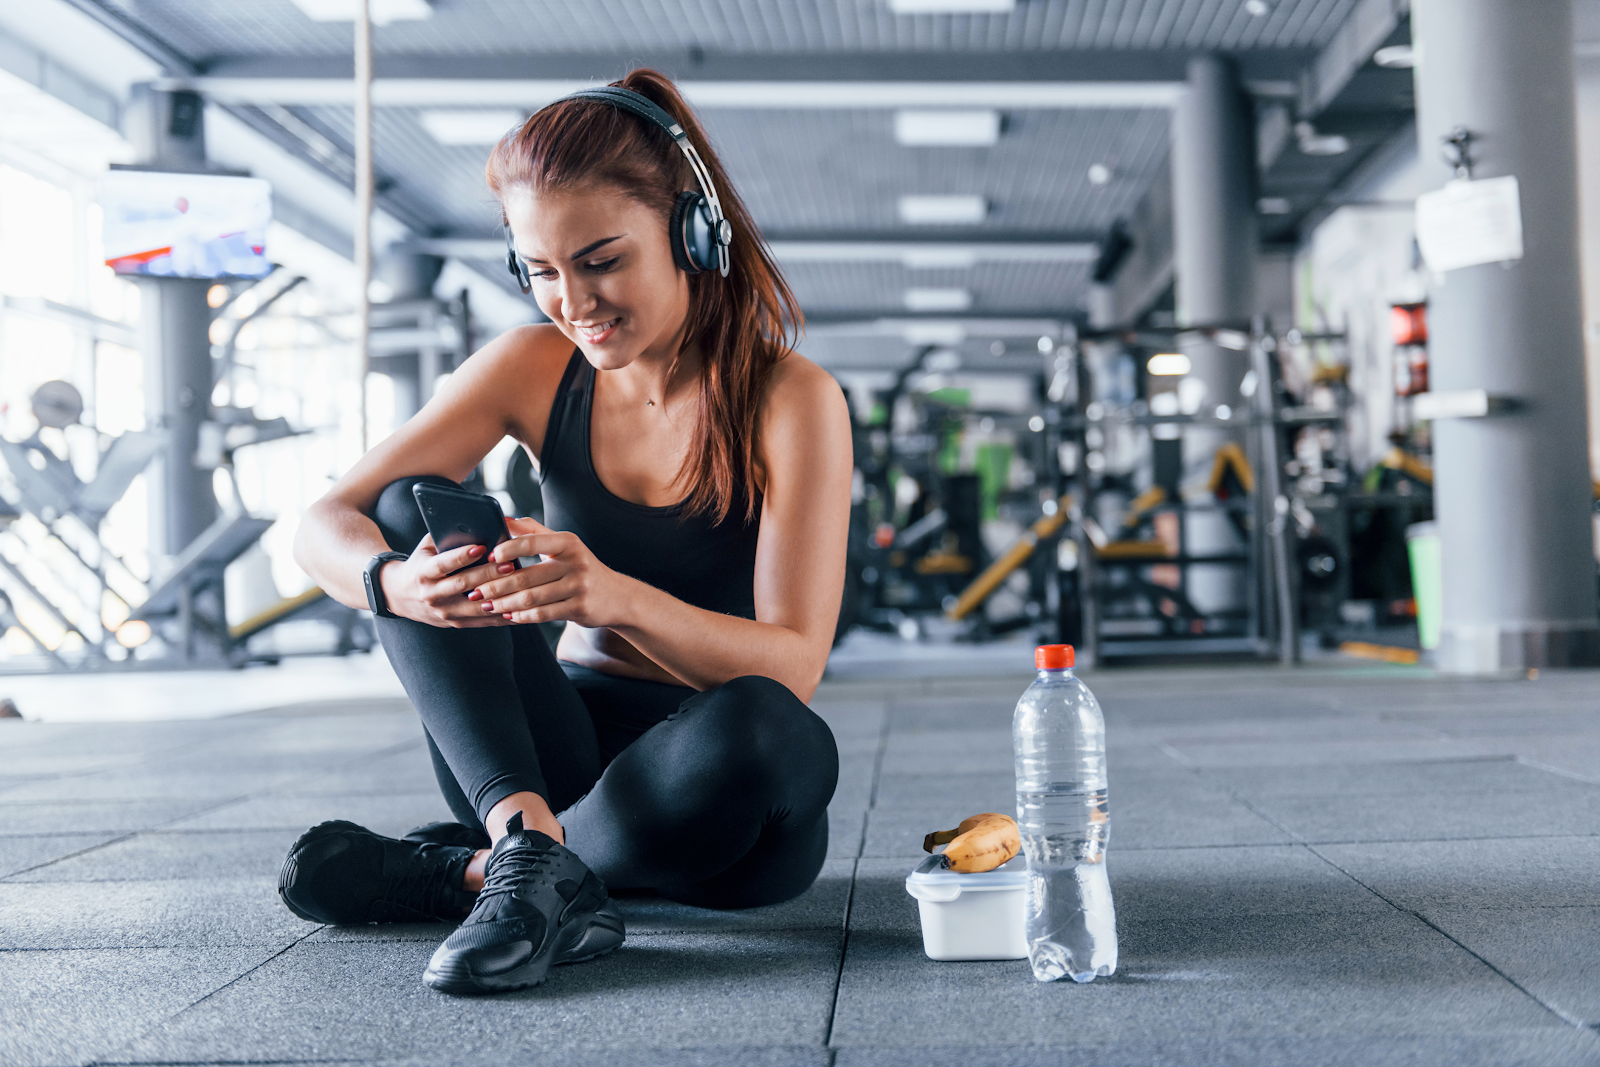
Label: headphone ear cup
xmin=671 ymin=191 xmax=714 ymax=274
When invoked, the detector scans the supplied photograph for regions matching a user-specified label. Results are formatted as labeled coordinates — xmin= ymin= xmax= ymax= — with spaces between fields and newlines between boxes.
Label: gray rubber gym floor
xmin=5 ymin=661 xmax=1600 ymax=1066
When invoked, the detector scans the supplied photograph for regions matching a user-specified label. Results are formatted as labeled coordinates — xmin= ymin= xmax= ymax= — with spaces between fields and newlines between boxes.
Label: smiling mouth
xmin=574 ymin=318 xmax=620 ymax=342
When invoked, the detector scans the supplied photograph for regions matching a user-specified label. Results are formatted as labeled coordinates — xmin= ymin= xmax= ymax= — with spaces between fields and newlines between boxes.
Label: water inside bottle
xmin=1016 ymin=786 xmax=1116 ymax=982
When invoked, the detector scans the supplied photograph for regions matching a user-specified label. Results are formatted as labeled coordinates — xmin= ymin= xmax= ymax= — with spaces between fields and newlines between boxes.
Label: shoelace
xmin=380 ymin=844 xmax=465 ymax=920
xmin=476 ymin=838 xmax=557 ymax=906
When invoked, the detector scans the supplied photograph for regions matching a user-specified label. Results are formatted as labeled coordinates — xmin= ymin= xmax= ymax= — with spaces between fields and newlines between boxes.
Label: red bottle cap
xmin=1035 ymin=644 xmax=1074 ymax=669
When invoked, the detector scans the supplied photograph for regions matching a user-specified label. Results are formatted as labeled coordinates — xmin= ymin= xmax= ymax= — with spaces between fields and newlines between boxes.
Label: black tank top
xmin=538 ymin=350 xmax=761 ymax=620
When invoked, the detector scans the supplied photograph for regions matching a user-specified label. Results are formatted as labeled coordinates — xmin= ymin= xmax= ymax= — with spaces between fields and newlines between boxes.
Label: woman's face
xmin=503 ymin=183 xmax=690 ymax=371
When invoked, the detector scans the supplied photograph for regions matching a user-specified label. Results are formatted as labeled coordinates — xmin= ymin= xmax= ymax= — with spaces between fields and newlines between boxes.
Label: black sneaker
xmin=422 ymin=812 xmax=624 ymax=995
xmin=404 ymin=821 xmax=491 ymax=851
xmin=278 ymin=820 xmax=476 ymax=925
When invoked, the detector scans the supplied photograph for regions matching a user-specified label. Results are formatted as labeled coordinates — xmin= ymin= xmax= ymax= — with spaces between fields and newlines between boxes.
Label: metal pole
xmin=1170 ymin=55 xmax=1257 ymax=624
xmin=354 ymin=0 xmax=374 ymax=454
xmin=1252 ymin=329 xmax=1298 ymax=665
xmin=1411 ymin=0 xmax=1599 ymax=671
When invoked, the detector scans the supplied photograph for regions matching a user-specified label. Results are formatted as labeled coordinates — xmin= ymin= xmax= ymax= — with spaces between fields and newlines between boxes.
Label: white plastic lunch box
xmin=904 ymin=853 xmax=1028 ymax=961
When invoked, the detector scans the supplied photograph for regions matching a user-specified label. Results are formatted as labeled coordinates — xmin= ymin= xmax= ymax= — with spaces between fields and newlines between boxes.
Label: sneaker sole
xmin=422 ymin=903 xmax=625 ymax=995
xmin=276 ymin=820 xmax=373 ymax=924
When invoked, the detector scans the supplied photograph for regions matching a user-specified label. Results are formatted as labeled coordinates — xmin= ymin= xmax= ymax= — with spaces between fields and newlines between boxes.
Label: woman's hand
xmin=469 ymin=518 xmax=632 ymax=628
xmin=380 ymin=537 xmax=510 ymax=627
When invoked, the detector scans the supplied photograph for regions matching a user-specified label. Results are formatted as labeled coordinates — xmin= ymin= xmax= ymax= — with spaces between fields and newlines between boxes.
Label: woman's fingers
xmin=491 ymin=529 xmax=573 ymax=564
xmin=424 ymin=543 xmax=486 ymax=579
xmin=474 ymin=560 xmax=564 ymax=600
xmin=480 ymin=576 xmax=578 ymax=619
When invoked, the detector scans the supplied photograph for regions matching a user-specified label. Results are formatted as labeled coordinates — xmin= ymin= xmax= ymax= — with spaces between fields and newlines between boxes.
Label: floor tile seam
xmin=1304 ymin=842 xmax=1594 ymax=1030
xmin=1513 ymin=756 xmax=1600 ymax=787
xmin=1246 ymin=831 xmax=1600 ymax=846
xmin=1157 ymin=750 xmax=1419 ymax=916
xmin=86 ymin=927 xmax=330 ymax=1066
xmin=1157 ymin=744 xmax=1600 ymax=851
xmin=311 ymin=920 xmax=862 ymax=942
xmin=0 ymin=939 xmax=318 ymax=951
xmin=115 ymin=736 xmax=437 ymax=834
xmin=0 ymin=830 xmax=142 ymax=882
xmin=824 ymin=702 xmax=890 ymax=1051
xmin=87 ymin=1057 xmax=364 ymax=1065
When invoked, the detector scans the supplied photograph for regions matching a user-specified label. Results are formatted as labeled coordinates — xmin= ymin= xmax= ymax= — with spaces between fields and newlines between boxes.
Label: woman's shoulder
xmin=762 ymin=349 xmax=845 ymax=414
xmin=758 ymin=349 xmax=851 ymax=452
xmin=452 ymin=323 xmax=576 ymax=454
xmin=470 ymin=322 xmax=575 ymax=379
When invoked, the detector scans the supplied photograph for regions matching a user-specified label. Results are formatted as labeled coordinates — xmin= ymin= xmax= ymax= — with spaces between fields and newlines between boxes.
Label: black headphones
xmin=504 ymin=85 xmax=733 ymax=294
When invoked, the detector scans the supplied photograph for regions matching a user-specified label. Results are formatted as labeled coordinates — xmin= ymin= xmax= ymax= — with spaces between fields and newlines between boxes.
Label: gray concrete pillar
xmin=1411 ymin=0 xmax=1599 ymax=671
xmin=1170 ymin=55 xmax=1257 ymax=617
xmin=127 ymin=85 xmax=217 ymax=556
xmin=139 ymin=278 xmax=215 ymax=555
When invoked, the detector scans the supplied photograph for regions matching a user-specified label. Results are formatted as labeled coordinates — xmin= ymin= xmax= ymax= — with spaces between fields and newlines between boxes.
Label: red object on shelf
xmin=1390 ymin=303 xmax=1427 ymax=347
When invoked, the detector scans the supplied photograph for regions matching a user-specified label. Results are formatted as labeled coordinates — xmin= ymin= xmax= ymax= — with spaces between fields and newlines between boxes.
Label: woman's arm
xmin=292 ymin=324 xmax=571 ymax=616
xmin=474 ymin=354 xmax=854 ymax=702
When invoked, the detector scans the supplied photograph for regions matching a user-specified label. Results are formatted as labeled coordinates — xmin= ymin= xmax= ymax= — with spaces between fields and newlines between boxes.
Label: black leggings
xmin=370 ymin=476 xmax=839 ymax=909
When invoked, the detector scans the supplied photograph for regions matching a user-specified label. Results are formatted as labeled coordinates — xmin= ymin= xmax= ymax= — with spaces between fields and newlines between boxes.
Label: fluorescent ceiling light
xmin=899 ymin=195 xmax=987 ymax=225
xmin=420 ymin=109 xmax=525 ymax=145
xmin=902 ymin=248 xmax=979 ymax=270
xmin=905 ymin=288 xmax=973 ymax=312
xmin=419 ymin=239 xmax=1097 ymax=263
xmin=903 ymin=323 xmax=968 ymax=345
xmin=181 ymin=78 xmax=1187 ymax=110
xmin=889 ymin=0 xmax=1016 ymax=12
xmin=1147 ymin=353 xmax=1191 ymax=376
xmin=894 ymin=110 xmax=1001 ymax=147
xmin=289 ymin=0 xmax=433 ymax=23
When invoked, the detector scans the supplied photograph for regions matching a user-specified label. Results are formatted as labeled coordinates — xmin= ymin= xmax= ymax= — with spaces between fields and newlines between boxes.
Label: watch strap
xmin=364 ymin=551 xmax=409 ymax=619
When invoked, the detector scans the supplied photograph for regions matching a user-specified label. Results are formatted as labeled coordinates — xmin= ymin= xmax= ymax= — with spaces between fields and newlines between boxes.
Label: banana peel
xmin=922 ymin=812 xmax=1020 ymax=873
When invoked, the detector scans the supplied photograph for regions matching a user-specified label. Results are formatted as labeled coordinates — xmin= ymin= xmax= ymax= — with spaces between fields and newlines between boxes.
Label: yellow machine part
xmin=1208 ymin=441 xmax=1256 ymax=496
xmin=1096 ymin=540 xmax=1173 ymax=560
xmin=1382 ymin=447 xmax=1434 ymax=486
xmin=946 ymin=496 xmax=1071 ymax=621
xmin=1118 ymin=485 xmax=1166 ymax=534
xmin=914 ymin=552 xmax=973 ymax=575
xmin=229 ymin=586 xmax=327 ymax=642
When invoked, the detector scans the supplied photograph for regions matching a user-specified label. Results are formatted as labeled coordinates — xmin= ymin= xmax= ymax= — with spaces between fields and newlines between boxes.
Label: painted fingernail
xmin=481 ymin=602 xmax=495 ymax=612
xmin=497 ymin=563 xmax=515 ymax=574
xmin=466 ymin=590 xmax=482 ymax=601
xmin=469 ymin=545 xmax=485 ymax=556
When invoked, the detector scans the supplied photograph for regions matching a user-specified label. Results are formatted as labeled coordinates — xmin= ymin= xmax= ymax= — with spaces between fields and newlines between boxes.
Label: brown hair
xmin=486 ymin=68 xmax=801 ymax=524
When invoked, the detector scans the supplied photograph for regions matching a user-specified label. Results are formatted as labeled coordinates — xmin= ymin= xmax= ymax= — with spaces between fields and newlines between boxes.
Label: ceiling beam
xmin=416 ymin=237 xmax=1100 ymax=263
xmin=200 ymin=50 xmax=1314 ymax=86
xmin=170 ymin=76 xmax=1189 ymax=110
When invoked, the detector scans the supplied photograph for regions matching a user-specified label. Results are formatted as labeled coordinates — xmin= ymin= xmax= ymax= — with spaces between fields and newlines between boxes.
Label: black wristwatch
xmin=364 ymin=552 xmax=409 ymax=619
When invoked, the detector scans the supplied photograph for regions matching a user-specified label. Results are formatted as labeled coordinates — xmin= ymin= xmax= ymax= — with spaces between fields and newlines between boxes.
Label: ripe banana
xmin=922 ymin=812 xmax=1020 ymax=873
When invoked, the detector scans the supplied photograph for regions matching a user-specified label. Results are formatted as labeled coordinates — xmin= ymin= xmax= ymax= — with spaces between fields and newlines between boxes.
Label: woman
xmin=282 ymin=69 xmax=852 ymax=996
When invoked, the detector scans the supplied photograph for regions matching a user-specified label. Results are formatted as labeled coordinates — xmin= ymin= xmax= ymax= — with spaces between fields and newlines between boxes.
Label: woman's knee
xmin=372 ymin=474 xmax=459 ymax=553
xmin=675 ymin=676 xmax=839 ymax=803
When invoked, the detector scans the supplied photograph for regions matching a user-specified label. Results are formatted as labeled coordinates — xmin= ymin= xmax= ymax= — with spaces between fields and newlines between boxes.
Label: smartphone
xmin=412 ymin=483 xmax=512 ymax=563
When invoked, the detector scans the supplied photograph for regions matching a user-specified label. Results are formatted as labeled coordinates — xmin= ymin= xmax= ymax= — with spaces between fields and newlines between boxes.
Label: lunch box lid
xmin=905 ymin=853 xmax=1027 ymax=902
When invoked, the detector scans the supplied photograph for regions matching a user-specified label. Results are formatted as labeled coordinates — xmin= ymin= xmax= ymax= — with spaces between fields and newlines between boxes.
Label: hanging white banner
xmin=1415 ymin=176 xmax=1524 ymax=274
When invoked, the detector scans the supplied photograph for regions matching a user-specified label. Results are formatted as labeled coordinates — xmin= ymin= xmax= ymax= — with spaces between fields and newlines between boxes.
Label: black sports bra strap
xmin=538 ymin=349 xmax=588 ymax=486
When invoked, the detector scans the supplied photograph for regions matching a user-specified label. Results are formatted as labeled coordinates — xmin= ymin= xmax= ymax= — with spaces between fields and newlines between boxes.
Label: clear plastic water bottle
xmin=1013 ymin=643 xmax=1117 ymax=983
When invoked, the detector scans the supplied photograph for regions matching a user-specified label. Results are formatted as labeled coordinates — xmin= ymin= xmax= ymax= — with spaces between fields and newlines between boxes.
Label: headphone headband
xmin=556 ymin=85 xmax=731 ymax=278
